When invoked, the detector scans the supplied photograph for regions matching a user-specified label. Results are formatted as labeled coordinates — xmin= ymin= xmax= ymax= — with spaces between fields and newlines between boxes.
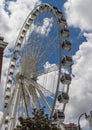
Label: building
xmin=0 ymin=36 xmax=8 ymax=80
xmin=64 ymin=123 xmax=79 ymax=130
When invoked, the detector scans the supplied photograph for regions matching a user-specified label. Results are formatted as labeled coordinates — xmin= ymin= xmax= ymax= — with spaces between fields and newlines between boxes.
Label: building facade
xmin=0 ymin=36 xmax=8 ymax=80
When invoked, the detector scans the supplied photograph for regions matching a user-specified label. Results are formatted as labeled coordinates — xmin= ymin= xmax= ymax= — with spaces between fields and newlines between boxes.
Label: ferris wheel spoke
xmin=32 ymin=90 xmax=41 ymax=109
xmin=36 ymin=45 xmax=59 ymax=73
xmin=36 ymin=35 xmax=59 ymax=62
xmin=33 ymin=16 xmax=54 ymax=56
xmin=37 ymin=65 xmax=59 ymax=77
xmin=8 ymin=83 xmax=20 ymax=130
xmin=24 ymin=78 xmax=53 ymax=111
xmin=25 ymin=78 xmax=55 ymax=99
xmin=36 ymin=87 xmax=52 ymax=111
xmin=24 ymin=79 xmax=41 ymax=109
xmin=30 ymin=88 xmax=40 ymax=109
xmin=26 ymin=34 xmax=59 ymax=71
xmin=27 ymin=44 xmax=59 ymax=76
xmin=32 ymin=87 xmax=41 ymax=109
xmin=35 ymin=28 xmax=58 ymax=59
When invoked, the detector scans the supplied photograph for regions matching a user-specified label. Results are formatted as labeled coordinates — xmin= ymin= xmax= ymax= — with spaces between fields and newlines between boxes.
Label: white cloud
xmin=64 ymin=0 xmax=92 ymax=31
xmin=64 ymin=33 xmax=92 ymax=129
xmin=64 ymin=0 xmax=92 ymax=128
xmin=35 ymin=17 xmax=53 ymax=36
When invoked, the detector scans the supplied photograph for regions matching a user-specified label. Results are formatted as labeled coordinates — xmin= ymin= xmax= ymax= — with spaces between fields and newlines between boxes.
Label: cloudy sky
xmin=0 ymin=0 xmax=92 ymax=129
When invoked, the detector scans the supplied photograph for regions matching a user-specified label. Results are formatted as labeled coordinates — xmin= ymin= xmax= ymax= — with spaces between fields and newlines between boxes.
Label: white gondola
xmin=10 ymin=64 xmax=15 ymax=70
xmin=56 ymin=10 xmax=62 ymax=19
xmin=27 ymin=18 xmax=33 ymax=24
xmin=4 ymin=102 xmax=8 ymax=108
xmin=4 ymin=116 xmax=9 ymax=124
xmin=42 ymin=5 xmax=49 ymax=12
xmin=5 ymin=95 xmax=10 ymax=100
xmin=22 ymin=29 xmax=26 ymax=35
xmin=16 ymin=42 xmax=21 ymax=49
xmin=61 ymin=27 xmax=70 ymax=37
xmin=62 ymin=40 xmax=71 ymax=51
xmin=6 ymin=79 xmax=12 ymax=89
xmin=25 ymin=22 xmax=30 ymax=29
xmin=53 ymin=6 xmax=58 ymax=12
xmin=58 ymin=17 xmax=66 ymax=26
xmin=8 ymin=71 xmax=13 ymax=76
xmin=31 ymin=13 xmax=38 ymax=19
xmin=10 ymin=59 xmax=16 ymax=70
xmin=19 ymin=35 xmax=24 ymax=42
xmin=14 ymin=48 xmax=20 ymax=55
xmin=7 ymin=79 xmax=12 ymax=85
xmin=62 ymin=56 xmax=72 ymax=67
xmin=5 ymin=91 xmax=11 ymax=97
xmin=5 ymin=95 xmax=10 ymax=108
xmin=61 ymin=73 xmax=71 ymax=84
xmin=39 ymin=6 xmax=44 ymax=13
xmin=53 ymin=110 xmax=65 ymax=122
xmin=44 ymin=5 xmax=52 ymax=12
xmin=58 ymin=92 xmax=69 ymax=103
xmin=6 ymin=86 xmax=11 ymax=92
xmin=11 ymin=57 xmax=17 ymax=65
xmin=35 ymin=9 xmax=41 ymax=16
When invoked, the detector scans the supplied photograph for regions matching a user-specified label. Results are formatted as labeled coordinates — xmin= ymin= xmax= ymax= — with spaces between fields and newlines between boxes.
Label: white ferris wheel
xmin=0 ymin=3 xmax=72 ymax=130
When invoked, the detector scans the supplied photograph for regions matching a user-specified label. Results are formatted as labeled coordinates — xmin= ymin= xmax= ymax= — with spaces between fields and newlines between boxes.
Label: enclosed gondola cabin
xmin=53 ymin=110 xmax=65 ymax=122
xmin=58 ymin=92 xmax=69 ymax=103
xmin=61 ymin=27 xmax=70 ymax=37
xmin=62 ymin=56 xmax=72 ymax=67
xmin=0 ymin=36 xmax=8 ymax=81
xmin=62 ymin=40 xmax=71 ymax=51
xmin=61 ymin=73 xmax=71 ymax=85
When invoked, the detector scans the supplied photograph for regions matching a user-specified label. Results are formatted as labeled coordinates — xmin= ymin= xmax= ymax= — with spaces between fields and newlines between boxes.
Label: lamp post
xmin=86 ymin=111 xmax=92 ymax=129
xmin=78 ymin=113 xmax=87 ymax=130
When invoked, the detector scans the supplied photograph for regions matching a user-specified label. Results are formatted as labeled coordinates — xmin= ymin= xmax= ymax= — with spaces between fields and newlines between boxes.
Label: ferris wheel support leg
xmin=66 ymin=85 xmax=69 ymax=94
xmin=0 ymin=87 xmax=16 ymax=129
xmin=8 ymin=83 xmax=20 ymax=130
xmin=63 ymin=85 xmax=69 ymax=112
xmin=63 ymin=104 xmax=66 ymax=112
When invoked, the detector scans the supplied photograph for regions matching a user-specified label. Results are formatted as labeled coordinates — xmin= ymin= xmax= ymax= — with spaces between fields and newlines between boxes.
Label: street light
xmin=86 ymin=111 xmax=92 ymax=129
xmin=78 ymin=113 xmax=87 ymax=130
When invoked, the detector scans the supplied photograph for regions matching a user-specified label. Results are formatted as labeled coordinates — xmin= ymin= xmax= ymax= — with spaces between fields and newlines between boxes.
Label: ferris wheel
xmin=0 ymin=3 xmax=72 ymax=130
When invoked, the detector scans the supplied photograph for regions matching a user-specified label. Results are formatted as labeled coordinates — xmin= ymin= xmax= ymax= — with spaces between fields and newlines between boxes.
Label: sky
xmin=0 ymin=0 xmax=92 ymax=130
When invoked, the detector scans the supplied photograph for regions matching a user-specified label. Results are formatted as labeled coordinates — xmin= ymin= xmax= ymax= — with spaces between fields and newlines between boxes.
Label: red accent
xmin=69 ymin=123 xmax=75 ymax=126
xmin=0 ymin=47 xmax=4 ymax=80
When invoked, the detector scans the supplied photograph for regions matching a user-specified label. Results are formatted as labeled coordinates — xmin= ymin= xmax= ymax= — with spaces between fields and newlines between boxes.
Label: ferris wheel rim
xmin=5 ymin=3 xmax=66 ymax=107
xmin=2 ymin=3 xmax=72 ymax=130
